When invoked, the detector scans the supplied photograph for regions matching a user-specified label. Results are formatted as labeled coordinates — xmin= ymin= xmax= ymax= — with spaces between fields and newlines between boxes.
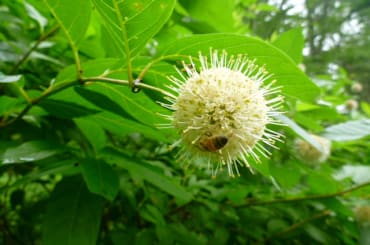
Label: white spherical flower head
xmin=160 ymin=50 xmax=284 ymax=177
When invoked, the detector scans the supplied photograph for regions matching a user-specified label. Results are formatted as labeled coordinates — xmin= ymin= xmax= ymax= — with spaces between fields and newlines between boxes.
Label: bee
xmin=199 ymin=135 xmax=229 ymax=152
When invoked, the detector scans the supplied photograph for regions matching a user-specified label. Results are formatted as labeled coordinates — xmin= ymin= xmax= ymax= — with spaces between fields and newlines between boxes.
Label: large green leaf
xmin=89 ymin=111 xmax=174 ymax=143
xmin=74 ymin=86 xmax=136 ymax=121
xmin=38 ymin=99 xmax=101 ymax=118
xmin=42 ymin=175 xmax=104 ymax=245
xmin=272 ymin=27 xmax=304 ymax=64
xmin=74 ymin=118 xmax=107 ymax=152
xmin=102 ymin=148 xmax=193 ymax=204
xmin=322 ymin=119 xmax=370 ymax=141
xmin=0 ymin=96 xmax=24 ymax=116
xmin=0 ymin=140 xmax=66 ymax=164
xmin=158 ymin=33 xmax=320 ymax=102
xmin=91 ymin=0 xmax=176 ymax=57
xmin=80 ymin=158 xmax=120 ymax=201
xmin=43 ymin=0 xmax=91 ymax=45
xmin=179 ymin=0 xmax=236 ymax=32
xmin=139 ymin=204 xmax=166 ymax=225
xmin=83 ymin=82 xmax=169 ymax=126
xmin=269 ymin=161 xmax=301 ymax=189
xmin=306 ymin=171 xmax=338 ymax=194
xmin=46 ymin=87 xmax=173 ymax=143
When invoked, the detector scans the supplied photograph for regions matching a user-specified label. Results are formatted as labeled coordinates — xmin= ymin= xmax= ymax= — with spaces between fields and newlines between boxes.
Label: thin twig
xmin=256 ymin=210 xmax=331 ymax=244
xmin=0 ymin=79 xmax=79 ymax=128
xmin=85 ymin=76 xmax=176 ymax=99
xmin=236 ymin=181 xmax=370 ymax=208
xmin=9 ymin=25 xmax=59 ymax=74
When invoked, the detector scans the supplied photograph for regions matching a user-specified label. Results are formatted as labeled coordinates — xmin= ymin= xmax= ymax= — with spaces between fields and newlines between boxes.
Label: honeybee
xmin=199 ymin=135 xmax=229 ymax=152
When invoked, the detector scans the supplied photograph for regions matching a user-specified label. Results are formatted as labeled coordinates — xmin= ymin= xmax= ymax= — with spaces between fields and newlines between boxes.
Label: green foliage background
xmin=0 ymin=0 xmax=369 ymax=244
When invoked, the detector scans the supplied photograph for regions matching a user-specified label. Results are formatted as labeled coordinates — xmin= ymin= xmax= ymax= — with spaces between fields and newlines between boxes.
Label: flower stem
xmin=85 ymin=76 xmax=176 ymax=99
xmin=236 ymin=180 xmax=370 ymax=208
xmin=9 ymin=25 xmax=59 ymax=74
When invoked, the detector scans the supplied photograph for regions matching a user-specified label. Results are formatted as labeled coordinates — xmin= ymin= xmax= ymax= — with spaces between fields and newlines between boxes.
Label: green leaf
xmin=74 ymin=118 xmax=107 ymax=152
xmin=267 ymin=218 xmax=289 ymax=232
xmin=43 ymin=0 xmax=91 ymax=45
xmin=248 ymin=158 xmax=271 ymax=177
xmin=44 ymin=86 xmax=173 ymax=142
xmin=83 ymin=83 xmax=169 ymax=126
xmin=322 ymin=119 xmax=370 ymax=141
xmin=139 ymin=204 xmax=166 ymax=225
xmin=276 ymin=114 xmax=323 ymax=151
xmin=272 ymin=27 xmax=304 ymax=64
xmin=136 ymin=229 xmax=157 ymax=245
xmin=270 ymin=161 xmax=301 ymax=188
xmin=91 ymin=0 xmax=176 ymax=57
xmin=167 ymin=223 xmax=207 ymax=245
xmin=89 ymin=111 xmax=173 ymax=143
xmin=74 ymin=86 xmax=136 ymax=120
xmin=359 ymin=225 xmax=370 ymax=245
xmin=0 ymin=96 xmax=23 ymax=116
xmin=80 ymin=158 xmax=119 ymax=201
xmin=159 ymin=33 xmax=320 ymax=102
xmin=179 ymin=0 xmax=236 ymax=32
xmin=320 ymin=198 xmax=354 ymax=217
xmin=306 ymin=171 xmax=338 ymax=194
xmin=304 ymin=224 xmax=332 ymax=244
xmin=42 ymin=175 xmax=104 ymax=245
xmin=55 ymin=58 xmax=121 ymax=83
xmin=38 ymin=99 xmax=101 ymax=118
xmin=0 ymin=140 xmax=66 ymax=164
xmin=102 ymin=148 xmax=193 ymax=204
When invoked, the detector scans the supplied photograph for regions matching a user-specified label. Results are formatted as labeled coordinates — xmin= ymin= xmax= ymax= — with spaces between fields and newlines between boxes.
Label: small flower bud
xmin=345 ymin=99 xmax=358 ymax=111
xmin=355 ymin=205 xmax=370 ymax=225
xmin=294 ymin=134 xmax=331 ymax=165
xmin=351 ymin=82 xmax=363 ymax=93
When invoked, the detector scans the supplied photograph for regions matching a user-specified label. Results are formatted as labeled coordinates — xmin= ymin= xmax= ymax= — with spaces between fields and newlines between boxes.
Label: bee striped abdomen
xmin=199 ymin=135 xmax=228 ymax=152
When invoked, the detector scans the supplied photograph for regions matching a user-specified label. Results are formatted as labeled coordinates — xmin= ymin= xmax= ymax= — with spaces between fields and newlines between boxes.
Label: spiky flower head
xmin=294 ymin=134 xmax=331 ymax=165
xmin=160 ymin=50 xmax=284 ymax=177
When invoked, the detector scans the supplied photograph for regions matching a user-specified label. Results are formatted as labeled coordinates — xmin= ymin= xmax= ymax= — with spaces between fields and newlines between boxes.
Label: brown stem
xmin=236 ymin=181 xmax=370 ymax=208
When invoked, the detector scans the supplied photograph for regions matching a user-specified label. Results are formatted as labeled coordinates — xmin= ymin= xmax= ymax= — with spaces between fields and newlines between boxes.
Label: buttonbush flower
xmin=355 ymin=205 xmax=370 ymax=225
xmin=160 ymin=50 xmax=284 ymax=177
xmin=294 ymin=134 xmax=331 ymax=165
